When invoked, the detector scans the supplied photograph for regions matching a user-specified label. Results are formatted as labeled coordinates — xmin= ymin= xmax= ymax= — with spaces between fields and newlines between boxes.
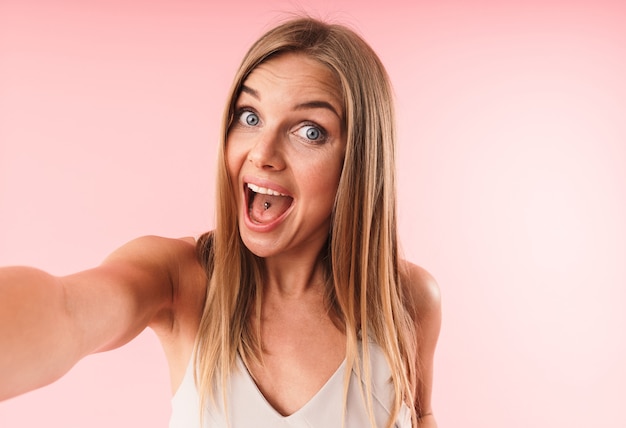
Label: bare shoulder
xmin=123 ymin=234 xmax=206 ymax=299
xmin=399 ymin=260 xmax=441 ymax=322
xmin=103 ymin=235 xmax=198 ymax=267
xmin=399 ymin=261 xmax=441 ymax=421
xmin=117 ymin=236 xmax=208 ymax=390
xmin=101 ymin=235 xmax=207 ymax=330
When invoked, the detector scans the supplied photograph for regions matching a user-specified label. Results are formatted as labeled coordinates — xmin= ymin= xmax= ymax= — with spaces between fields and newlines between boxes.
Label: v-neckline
xmin=237 ymin=355 xmax=348 ymax=419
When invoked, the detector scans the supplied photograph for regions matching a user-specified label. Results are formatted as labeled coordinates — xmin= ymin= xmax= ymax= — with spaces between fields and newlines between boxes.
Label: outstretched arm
xmin=0 ymin=235 xmax=184 ymax=401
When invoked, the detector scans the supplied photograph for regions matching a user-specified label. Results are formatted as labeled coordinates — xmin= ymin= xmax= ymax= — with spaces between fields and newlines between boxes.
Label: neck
xmin=262 ymin=250 xmax=328 ymax=298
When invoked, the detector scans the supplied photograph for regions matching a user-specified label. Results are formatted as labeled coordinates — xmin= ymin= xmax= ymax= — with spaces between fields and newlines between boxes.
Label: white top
xmin=169 ymin=342 xmax=411 ymax=428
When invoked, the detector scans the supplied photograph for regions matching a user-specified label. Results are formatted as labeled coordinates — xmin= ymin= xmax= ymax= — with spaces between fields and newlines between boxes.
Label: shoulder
xmin=103 ymin=235 xmax=206 ymax=286
xmin=398 ymin=261 xmax=441 ymax=420
xmin=399 ymin=260 xmax=441 ymax=323
xmin=104 ymin=235 xmax=198 ymax=266
xmin=103 ymin=235 xmax=207 ymax=328
xmin=120 ymin=236 xmax=208 ymax=385
xmin=76 ymin=235 xmax=198 ymax=299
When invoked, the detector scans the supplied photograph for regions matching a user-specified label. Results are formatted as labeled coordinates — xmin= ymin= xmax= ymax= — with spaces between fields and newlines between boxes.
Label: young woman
xmin=0 ymin=17 xmax=441 ymax=428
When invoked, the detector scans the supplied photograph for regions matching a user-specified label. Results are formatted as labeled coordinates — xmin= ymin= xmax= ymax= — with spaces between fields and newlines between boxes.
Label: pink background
xmin=1 ymin=0 xmax=625 ymax=426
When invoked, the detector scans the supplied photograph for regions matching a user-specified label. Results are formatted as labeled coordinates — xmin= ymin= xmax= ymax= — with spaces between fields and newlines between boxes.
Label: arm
xmin=0 ymin=235 xmax=184 ymax=401
xmin=401 ymin=262 xmax=442 ymax=428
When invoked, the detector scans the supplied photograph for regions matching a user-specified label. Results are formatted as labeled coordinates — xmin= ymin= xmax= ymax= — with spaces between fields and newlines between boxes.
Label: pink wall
xmin=1 ymin=0 xmax=625 ymax=426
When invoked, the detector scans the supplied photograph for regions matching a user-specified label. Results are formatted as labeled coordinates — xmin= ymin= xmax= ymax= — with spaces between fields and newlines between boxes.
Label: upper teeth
xmin=247 ymin=183 xmax=287 ymax=197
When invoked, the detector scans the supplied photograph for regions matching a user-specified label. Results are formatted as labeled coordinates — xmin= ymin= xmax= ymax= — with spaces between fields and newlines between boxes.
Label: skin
xmin=0 ymin=52 xmax=441 ymax=427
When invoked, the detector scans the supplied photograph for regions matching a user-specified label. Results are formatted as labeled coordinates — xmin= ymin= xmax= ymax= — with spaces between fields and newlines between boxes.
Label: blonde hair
xmin=195 ymin=17 xmax=418 ymax=427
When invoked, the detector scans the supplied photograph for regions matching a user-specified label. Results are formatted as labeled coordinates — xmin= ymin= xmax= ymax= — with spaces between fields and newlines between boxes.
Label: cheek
xmin=225 ymin=137 xmax=244 ymax=177
xmin=306 ymin=157 xmax=343 ymax=204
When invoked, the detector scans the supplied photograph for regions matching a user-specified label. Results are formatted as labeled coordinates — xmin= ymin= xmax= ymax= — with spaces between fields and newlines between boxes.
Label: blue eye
xmin=297 ymin=124 xmax=326 ymax=142
xmin=239 ymin=110 xmax=259 ymax=126
xmin=306 ymin=127 xmax=320 ymax=140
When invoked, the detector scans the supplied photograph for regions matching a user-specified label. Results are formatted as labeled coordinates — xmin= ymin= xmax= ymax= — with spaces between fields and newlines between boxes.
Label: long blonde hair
xmin=195 ymin=17 xmax=418 ymax=427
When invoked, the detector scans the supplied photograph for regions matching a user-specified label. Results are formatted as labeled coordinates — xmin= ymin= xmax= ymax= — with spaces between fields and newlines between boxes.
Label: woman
xmin=0 ymin=17 xmax=440 ymax=428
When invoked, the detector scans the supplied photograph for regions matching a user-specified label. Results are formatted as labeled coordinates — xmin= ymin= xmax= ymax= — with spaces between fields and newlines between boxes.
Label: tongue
xmin=249 ymin=193 xmax=292 ymax=224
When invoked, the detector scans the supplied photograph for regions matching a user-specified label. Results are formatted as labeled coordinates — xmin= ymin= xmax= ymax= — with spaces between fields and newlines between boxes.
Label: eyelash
xmin=295 ymin=122 xmax=327 ymax=143
xmin=235 ymin=108 xmax=260 ymax=127
xmin=234 ymin=108 xmax=328 ymax=144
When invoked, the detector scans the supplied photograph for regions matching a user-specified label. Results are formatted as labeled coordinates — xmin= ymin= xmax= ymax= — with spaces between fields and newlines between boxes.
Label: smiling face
xmin=226 ymin=52 xmax=346 ymax=260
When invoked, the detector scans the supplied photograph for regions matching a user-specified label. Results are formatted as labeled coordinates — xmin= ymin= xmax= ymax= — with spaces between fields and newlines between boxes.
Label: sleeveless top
xmin=169 ymin=341 xmax=411 ymax=428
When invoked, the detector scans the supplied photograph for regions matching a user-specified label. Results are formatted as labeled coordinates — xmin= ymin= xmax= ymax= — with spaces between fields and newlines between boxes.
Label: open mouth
xmin=246 ymin=182 xmax=294 ymax=225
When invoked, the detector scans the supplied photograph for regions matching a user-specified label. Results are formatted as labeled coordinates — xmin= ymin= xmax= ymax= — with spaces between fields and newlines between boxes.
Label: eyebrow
xmin=240 ymin=85 xmax=342 ymax=119
xmin=241 ymin=85 xmax=260 ymax=98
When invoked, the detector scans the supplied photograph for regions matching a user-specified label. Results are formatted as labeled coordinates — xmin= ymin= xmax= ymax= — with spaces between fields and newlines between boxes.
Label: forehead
xmin=239 ymin=52 xmax=344 ymax=116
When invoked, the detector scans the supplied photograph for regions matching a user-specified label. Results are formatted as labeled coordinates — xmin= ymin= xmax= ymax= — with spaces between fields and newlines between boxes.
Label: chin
xmin=239 ymin=232 xmax=278 ymax=259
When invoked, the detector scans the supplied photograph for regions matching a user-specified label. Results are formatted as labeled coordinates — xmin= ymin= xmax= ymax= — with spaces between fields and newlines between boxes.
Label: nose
xmin=247 ymin=128 xmax=286 ymax=170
